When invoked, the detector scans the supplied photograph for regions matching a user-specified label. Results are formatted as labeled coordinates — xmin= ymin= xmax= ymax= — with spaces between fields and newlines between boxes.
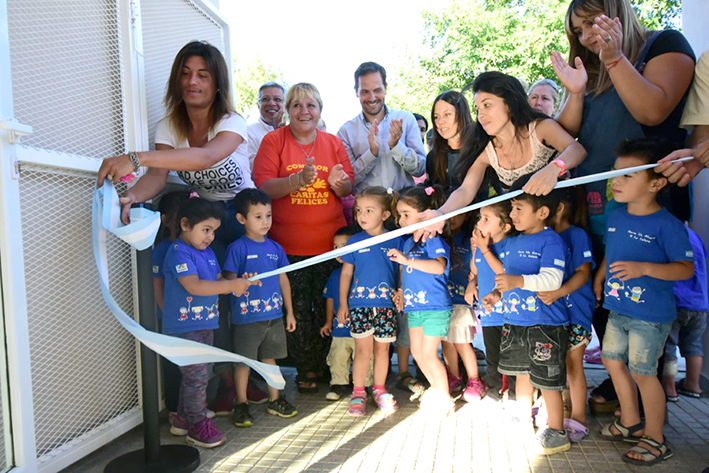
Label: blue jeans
xmin=664 ymin=309 xmax=707 ymax=361
xmin=601 ymin=311 xmax=672 ymax=376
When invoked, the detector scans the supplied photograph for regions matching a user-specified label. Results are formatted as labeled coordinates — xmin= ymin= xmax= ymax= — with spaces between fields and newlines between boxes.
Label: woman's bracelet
xmin=296 ymin=171 xmax=303 ymax=189
xmin=288 ymin=173 xmax=297 ymax=192
xmin=604 ymin=57 xmax=622 ymax=70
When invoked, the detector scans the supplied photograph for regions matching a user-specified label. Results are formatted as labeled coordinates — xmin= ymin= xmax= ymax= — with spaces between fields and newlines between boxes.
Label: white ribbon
xmin=93 ymin=181 xmax=286 ymax=389
xmin=250 ymin=157 xmax=695 ymax=282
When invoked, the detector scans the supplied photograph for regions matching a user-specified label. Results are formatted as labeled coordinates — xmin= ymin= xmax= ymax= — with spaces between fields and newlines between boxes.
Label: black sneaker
xmin=326 ymin=384 xmax=348 ymax=401
xmin=231 ymin=402 xmax=253 ymax=428
xmin=267 ymin=397 xmax=298 ymax=418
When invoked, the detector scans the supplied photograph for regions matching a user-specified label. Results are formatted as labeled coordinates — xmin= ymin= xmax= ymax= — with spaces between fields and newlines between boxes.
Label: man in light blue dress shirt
xmin=337 ymin=62 xmax=426 ymax=192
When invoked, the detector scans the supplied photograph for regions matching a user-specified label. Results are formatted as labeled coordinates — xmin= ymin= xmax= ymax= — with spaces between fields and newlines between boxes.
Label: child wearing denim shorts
xmin=662 ymin=224 xmax=707 ymax=400
xmin=593 ymin=139 xmax=695 ymax=466
xmin=482 ymin=180 xmax=570 ymax=455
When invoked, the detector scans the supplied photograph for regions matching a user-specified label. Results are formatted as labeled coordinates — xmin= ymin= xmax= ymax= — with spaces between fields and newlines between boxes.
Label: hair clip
xmin=386 ymin=187 xmax=394 ymax=195
xmin=425 ymin=186 xmax=435 ymax=195
xmin=189 ymin=192 xmax=200 ymax=199
xmin=119 ymin=173 xmax=135 ymax=183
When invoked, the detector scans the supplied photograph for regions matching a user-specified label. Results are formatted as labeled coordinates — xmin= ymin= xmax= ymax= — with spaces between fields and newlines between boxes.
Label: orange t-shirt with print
xmin=253 ymin=126 xmax=355 ymax=256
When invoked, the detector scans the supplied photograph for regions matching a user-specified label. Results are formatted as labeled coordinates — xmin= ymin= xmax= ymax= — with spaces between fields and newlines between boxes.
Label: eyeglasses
xmin=532 ymin=78 xmax=559 ymax=93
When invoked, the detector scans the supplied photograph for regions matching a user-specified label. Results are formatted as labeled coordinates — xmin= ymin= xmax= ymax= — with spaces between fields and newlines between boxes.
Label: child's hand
xmin=609 ymin=261 xmax=647 ymax=281
xmin=469 ymin=234 xmax=477 ymax=252
xmin=387 ymin=248 xmax=408 ymax=266
xmin=495 ymin=273 xmax=522 ymax=293
xmin=286 ymin=314 xmax=297 ymax=332
xmin=472 ymin=227 xmax=491 ymax=253
xmin=337 ymin=304 xmax=349 ymax=326
xmin=593 ymin=272 xmax=604 ymax=306
xmin=232 ymin=277 xmax=261 ymax=297
xmin=464 ymin=281 xmax=478 ymax=306
xmin=319 ymin=323 xmax=332 ymax=337
xmin=537 ymin=289 xmax=562 ymax=306
xmin=392 ymin=288 xmax=404 ymax=312
xmin=481 ymin=289 xmax=501 ymax=312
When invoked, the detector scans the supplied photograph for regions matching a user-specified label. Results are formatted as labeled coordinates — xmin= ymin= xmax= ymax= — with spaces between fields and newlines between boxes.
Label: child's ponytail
xmin=176 ymin=194 xmax=224 ymax=236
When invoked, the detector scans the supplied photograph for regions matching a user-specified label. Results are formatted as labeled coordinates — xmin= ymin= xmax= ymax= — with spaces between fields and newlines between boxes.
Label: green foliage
xmin=387 ymin=0 xmax=681 ymax=120
xmin=232 ymin=54 xmax=287 ymax=120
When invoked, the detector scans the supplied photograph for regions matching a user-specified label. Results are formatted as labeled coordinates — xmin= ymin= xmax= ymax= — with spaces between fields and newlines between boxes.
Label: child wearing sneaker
xmin=466 ymin=201 xmax=515 ymax=401
xmin=223 ymin=189 xmax=298 ymax=428
xmin=338 ymin=187 xmax=403 ymax=417
xmin=663 ymin=224 xmax=707 ymax=401
xmin=321 ymin=226 xmax=374 ymax=400
xmin=593 ymin=139 xmax=694 ymax=466
xmin=163 ymin=195 xmax=257 ymax=448
xmin=442 ymin=211 xmax=486 ymax=402
xmin=537 ymin=188 xmax=594 ymax=442
xmin=482 ymin=176 xmax=571 ymax=455
xmin=389 ymin=185 xmax=455 ymax=417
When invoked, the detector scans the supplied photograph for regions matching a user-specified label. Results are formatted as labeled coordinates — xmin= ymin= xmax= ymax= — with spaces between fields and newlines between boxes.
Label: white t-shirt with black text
xmin=155 ymin=113 xmax=255 ymax=201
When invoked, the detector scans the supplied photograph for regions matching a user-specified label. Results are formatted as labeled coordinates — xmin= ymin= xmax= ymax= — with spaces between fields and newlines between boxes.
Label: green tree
xmin=388 ymin=0 xmax=681 ymax=120
xmin=232 ymin=54 xmax=287 ymax=120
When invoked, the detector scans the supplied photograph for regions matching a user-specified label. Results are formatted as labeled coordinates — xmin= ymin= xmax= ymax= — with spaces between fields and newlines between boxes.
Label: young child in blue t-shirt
xmin=466 ymin=200 xmax=515 ymax=401
xmin=537 ymin=188 xmax=594 ymax=442
xmin=163 ymin=196 xmax=257 ymax=449
xmin=223 ymin=188 xmax=297 ymax=428
xmin=152 ymin=190 xmax=190 ymax=413
xmin=482 ymin=179 xmax=570 ymax=456
xmin=320 ymin=226 xmax=373 ymax=401
xmin=389 ymin=185 xmax=455 ymax=418
xmin=442 ymin=210 xmax=486 ymax=402
xmin=593 ymin=139 xmax=694 ymax=466
xmin=338 ymin=186 xmax=403 ymax=417
xmin=663 ymin=224 xmax=707 ymax=401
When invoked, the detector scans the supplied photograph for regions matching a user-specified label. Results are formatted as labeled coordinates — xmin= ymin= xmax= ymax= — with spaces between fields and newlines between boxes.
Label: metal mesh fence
xmin=6 ymin=0 xmax=126 ymax=160
xmin=18 ymin=164 xmax=139 ymax=460
xmin=0 ymin=358 xmax=6 ymax=470
xmin=141 ymin=0 xmax=225 ymax=150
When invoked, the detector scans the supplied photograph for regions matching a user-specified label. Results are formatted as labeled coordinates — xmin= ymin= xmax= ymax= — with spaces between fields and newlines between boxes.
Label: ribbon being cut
xmin=92 ymin=157 xmax=693 ymax=389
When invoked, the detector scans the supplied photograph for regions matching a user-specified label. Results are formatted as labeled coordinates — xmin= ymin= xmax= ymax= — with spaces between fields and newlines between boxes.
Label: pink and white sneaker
xmin=462 ymin=377 xmax=488 ymax=402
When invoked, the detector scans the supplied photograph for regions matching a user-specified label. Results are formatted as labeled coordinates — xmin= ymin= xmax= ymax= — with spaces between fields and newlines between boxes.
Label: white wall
xmin=682 ymin=0 xmax=709 ymax=389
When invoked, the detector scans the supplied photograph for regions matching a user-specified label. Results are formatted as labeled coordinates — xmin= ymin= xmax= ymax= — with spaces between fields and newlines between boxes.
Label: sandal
xmin=564 ymin=418 xmax=589 ymax=443
xmin=395 ymin=371 xmax=425 ymax=394
xmin=601 ymin=418 xmax=644 ymax=443
xmin=622 ymin=436 xmax=673 ymax=466
xmin=372 ymin=389 xmax=398 ymax=414
xmin=677 ymin=379 xmax=703 ymax=398
xmin=296 ymin=374 xmax=318 ymax=394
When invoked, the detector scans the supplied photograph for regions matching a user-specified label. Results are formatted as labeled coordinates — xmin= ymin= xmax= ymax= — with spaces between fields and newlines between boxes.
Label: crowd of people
xmin=96 ymin=0 xmax=709 ymax=466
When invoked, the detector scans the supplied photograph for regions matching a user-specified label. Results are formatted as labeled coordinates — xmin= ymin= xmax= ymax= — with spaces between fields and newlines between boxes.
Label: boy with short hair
xmin=482 ymin=179 xmax=570 ymax=455
xmin=320 ymin=226 xmax=374 ymax=400
xmin=593 ymin=138 xmax=695 ymax=466
xmin=223 ymin=188 xmax=298 ymax=428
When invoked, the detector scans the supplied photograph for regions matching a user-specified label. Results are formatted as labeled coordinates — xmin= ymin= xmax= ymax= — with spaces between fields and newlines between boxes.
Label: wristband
xmin=551 ymin=159 xmax=566 ymax=176
xmin=604 ymin=57 xmax=622 ymax=70
xmin=128 ymin=151 xmax=140 ymax=173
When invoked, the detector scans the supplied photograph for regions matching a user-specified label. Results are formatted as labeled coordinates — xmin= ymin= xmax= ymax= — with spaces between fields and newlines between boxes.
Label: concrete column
xmin=682 ymin=0 xmax=709 ymax=391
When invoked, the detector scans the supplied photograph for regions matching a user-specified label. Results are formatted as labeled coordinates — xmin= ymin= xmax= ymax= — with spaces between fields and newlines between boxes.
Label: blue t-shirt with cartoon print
xmin=560 ymin=226 xmax=596 ymax=332
xmin=500 ymin=228 xmax=569 ymax=327
xmin=162 ymin=239 xmax=221 ymax=335
xmin=224 ymin=236 xmax=289 ymax=325
xmin=401 ymin=236 xmax=452 ymax=313
xmin=323 ymin=266 xmax=350 ymax=338
xmin=603 ymin=208 xmax=694 ymax=323
xmin=475 ymin=239 xmax=508 ymax=327
xmin=341 ymin=231 xmax=403 ymax=309
xmin=449 ymin=231 xmax=473 ymax=306
xmin=152 ymin=238 xmax=172 ymax=319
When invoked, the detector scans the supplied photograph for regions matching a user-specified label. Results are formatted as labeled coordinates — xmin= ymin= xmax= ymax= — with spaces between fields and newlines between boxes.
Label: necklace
xmin=493 ymin=138 xmax=524 ymax=171
xmin=295 ymin=131 xmax=318 ymax=160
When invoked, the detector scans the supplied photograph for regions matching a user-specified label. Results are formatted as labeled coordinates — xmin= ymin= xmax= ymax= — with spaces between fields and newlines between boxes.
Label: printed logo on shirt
xmin=247 ymin=254 xmax=258 ymax=259
xmin=289 ymin=178 xmax=331 ymax=206
xmin=583 ymin=251 xmax=592 ymax=258
xmin=608 ymin=227 xmax=616 ymax=232
xmin=152 ymin=265 xmax=160 ymax=274
xmin=626 ymin=230 xmax=656 ymax=244
xmin=435 ymin=248 xmax=446 ymax=255
xmin=178 ymin=157 xmax=244 ymax=192
xmin=176 ymin=264 xmax=188 ymax=273
xmin=554 ymin=259 xmax=565 ymax=268
xmin=267 ymin=253 xmax=279 ymax=261
xmin=686 ymin=250 xmax=694 ymax=258
xmin=358 ymin=248 xmax=370 ymax=253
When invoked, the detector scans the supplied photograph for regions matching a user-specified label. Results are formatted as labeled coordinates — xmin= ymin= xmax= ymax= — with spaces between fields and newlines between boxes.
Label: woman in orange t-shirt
xmin=253 ymin=83 xmax=354 ymax=392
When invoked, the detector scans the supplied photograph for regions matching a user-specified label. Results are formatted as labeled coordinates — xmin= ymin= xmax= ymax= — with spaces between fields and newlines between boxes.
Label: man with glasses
xmin=248 ymin=82 xmax=286 ymax=169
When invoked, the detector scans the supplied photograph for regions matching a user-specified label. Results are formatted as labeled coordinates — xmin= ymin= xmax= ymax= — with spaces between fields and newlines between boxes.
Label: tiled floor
xmin=63 ymin=367 xmax=709 ymax=473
